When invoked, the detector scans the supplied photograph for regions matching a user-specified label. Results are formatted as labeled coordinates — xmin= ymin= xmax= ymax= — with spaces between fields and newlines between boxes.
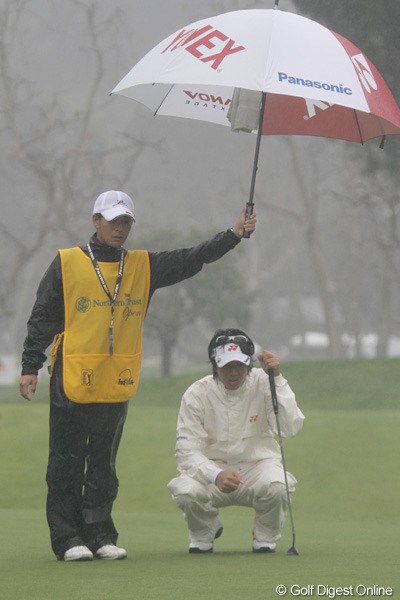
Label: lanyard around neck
xmin=87 ymin=243 xmax=125 ymax=356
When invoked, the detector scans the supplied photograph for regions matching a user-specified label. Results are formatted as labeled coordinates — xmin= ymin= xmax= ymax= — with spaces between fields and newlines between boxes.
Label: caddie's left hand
xmin=231 ymin=205 xmax=256 ymax=238
xmin=19 ymin=374 xmax=38 ymax=401
xmin=257 ymin=350 xmax=280 ymax=376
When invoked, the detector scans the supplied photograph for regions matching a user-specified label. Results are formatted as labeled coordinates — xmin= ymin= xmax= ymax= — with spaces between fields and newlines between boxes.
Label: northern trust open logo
xmin=76 ymin=297 xmax=92 ymax=313
xmin=75 ymin=295 xmax=142 ymax=314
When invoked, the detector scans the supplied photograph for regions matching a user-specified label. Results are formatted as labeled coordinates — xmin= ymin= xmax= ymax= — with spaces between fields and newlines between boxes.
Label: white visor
xmin=214 ymin=343 xmax=251 ymax=367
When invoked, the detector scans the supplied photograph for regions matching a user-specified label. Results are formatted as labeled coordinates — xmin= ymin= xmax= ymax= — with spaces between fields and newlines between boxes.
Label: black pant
xmin=46 ymin=401 xmax=128 ymax=559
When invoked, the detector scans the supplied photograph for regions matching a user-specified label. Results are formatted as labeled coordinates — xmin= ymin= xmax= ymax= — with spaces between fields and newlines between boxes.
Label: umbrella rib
xmin=353 ymin=109 xmax=387 ymax=146
xmin=353 ymin=109 xmax=364 ymax=145
xmin=153 ymin=84 xmax=174 ymax=116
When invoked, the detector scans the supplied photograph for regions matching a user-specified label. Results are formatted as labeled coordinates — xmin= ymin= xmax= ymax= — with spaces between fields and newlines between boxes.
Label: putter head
xmin=287 ymin=545 xmax=299 ymax=556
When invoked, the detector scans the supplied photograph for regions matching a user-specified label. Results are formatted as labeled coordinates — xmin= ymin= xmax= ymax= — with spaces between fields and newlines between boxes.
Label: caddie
xmin=19 ymin=191 xmax=256 ymax=562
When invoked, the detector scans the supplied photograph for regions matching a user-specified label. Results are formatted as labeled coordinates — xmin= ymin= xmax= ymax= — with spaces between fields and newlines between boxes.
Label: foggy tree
xmin=286 ymin=139 xmax=344 ymax=357
xmin=133 ymin=229 xmax=254 ymax=376
xmin=0 ymin=0 xmax=159 ymax=350
xmin=253 ymin=140 xmax=351 ymax=359
xmin=2 ymin=0 xmax=399 ymax=373
xmin=180 ymin=0 xmax=400 ymax=357
xmin=291 ymin=0 xmax=400 ymax=356
xmin=291 ymin=0 xmax=400 ymax=96
xmin=348 ymin=163 xmax=400 ymax=356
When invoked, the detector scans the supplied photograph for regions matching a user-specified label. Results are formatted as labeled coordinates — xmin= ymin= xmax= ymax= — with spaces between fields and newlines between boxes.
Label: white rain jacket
xmin=174 ymin=369 xmax=305 ymax=486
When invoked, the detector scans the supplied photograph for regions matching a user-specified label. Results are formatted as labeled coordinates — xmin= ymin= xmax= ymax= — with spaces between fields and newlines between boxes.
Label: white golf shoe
xmin=252 ymin=539 xmax=276 ymax=553
xmin=189 ymin=525 xmax=223 ymax=554
xmin=64 ymin=545 xmax=94 ymax=561
xmin=95 ymin=544 xmax=127 ymax=560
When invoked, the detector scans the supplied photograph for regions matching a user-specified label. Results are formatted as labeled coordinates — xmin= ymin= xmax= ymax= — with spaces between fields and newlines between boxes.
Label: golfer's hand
xmin=19 ymin=374 xmax=38 ymax=401
xmin=231 ymin=206 xmax=256 ymax=238
xmin=215 ymin=470 xmax=243 ymax=493
xmin=258 ymin=350 xmax=281 ymax=376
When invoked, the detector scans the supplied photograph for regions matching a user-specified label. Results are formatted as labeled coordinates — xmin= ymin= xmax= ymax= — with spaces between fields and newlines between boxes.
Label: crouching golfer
xmin=19 ymin=192 xmax=256 ymax=562
xmin=167 ymin=328 xmax=304 ymax=553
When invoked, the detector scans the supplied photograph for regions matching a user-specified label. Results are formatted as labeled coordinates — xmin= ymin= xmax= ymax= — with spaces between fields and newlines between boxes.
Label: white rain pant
xmin=167 ymin=458 xmax=296 ymax=545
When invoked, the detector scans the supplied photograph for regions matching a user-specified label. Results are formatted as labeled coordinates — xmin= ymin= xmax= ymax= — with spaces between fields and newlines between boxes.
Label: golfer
xmin=167 ymin=328 xmax=304 ymax=553
xmin=19 ymin=190 xmax=256 ymax=562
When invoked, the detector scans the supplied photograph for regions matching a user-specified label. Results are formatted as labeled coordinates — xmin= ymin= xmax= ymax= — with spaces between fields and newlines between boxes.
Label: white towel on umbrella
xmin=227 ymin=88 xmax=263 ymax=132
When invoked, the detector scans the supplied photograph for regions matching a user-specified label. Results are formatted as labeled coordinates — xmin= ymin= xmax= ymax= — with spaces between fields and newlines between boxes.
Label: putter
xmin=268 ymin=368 xmax=299 ymax=556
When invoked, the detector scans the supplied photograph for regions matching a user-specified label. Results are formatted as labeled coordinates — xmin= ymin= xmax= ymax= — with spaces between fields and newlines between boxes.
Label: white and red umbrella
xmin=111 ymin=7 xmax=400 ymax=227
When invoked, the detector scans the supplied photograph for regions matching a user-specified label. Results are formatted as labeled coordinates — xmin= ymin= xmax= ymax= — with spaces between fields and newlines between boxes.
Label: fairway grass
xmin=1 ymin=360 xmax=399 ymax=599
xmin=1 ymin=507 xmax=399 ymax=600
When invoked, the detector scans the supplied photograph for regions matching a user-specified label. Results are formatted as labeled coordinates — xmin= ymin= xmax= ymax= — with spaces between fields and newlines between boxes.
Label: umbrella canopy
xmin=111 ymin=9 xmax=400 ymax=144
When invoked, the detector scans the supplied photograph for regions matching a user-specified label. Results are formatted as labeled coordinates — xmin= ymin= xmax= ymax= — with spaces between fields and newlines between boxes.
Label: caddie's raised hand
xmin=257 ymin=350 xmax=280 ymax=376
xmin=231 ymin=205 xmax=256 ymax=238
xmin=215 ymin=470 xmax=243 ymax=493
xmin=19 ymin=374 xmax=38 ymax=401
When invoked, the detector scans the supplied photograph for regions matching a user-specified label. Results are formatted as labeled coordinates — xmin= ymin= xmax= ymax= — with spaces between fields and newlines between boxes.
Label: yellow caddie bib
xmin=54 ymin=247 xmax=150 ymax=403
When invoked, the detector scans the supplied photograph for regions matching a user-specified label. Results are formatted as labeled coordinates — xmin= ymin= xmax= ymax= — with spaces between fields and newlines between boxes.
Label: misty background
xmin=1 ymin=0 xmax=399 ymax=384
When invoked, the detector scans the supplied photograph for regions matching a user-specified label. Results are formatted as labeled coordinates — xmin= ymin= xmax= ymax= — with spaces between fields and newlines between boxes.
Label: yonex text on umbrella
xmin=162 ymin=25 xmax=245 ymax=70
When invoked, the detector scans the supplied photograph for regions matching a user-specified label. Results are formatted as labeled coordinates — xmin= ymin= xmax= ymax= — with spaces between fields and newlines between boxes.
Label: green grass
xmin=1 ymin=359 xmax=400 ymax=599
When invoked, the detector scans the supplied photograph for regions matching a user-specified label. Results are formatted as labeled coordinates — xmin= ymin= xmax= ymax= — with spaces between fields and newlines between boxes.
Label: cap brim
xmin=215 ymin=347 xmax=251 ymax=368
xmin=100 ymin=206 xmax=135 ymax=221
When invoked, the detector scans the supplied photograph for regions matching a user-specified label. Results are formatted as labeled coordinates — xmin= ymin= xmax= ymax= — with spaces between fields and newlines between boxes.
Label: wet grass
xmin=1 ymin=359 xmax=399 ymax=599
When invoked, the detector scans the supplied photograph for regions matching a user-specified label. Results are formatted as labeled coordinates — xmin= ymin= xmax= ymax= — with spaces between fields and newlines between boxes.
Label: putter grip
xmin=268 ymin=368 xmax=279 ymax=415
xmin=242 ymin=202 xmax=253 ymax=239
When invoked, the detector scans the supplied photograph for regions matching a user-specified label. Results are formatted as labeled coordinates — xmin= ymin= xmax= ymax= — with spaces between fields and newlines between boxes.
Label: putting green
xmin=1 ymin=360 xmax=399 ymax=599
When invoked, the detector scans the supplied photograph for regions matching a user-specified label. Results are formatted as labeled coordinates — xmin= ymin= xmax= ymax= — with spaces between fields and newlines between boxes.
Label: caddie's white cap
xmin=214 ymin=343 xmax=252 ymax=368
xmin=93 ymin=190 xmax=135 ymax=222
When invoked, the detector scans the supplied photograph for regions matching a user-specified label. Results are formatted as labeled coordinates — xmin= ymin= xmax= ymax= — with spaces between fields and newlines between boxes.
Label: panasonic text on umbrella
xmin=162 ymin=25 xmax=245 ymax=70
xmin=278 ymin=72 xmax=352 ymax=95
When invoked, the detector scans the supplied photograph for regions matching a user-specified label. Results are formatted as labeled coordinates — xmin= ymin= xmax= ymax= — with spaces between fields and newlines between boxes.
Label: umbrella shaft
xmin=243 ymin=92 xmax=266 ymax=237
xmin=248 ymin=92 xmax=266 ymax=207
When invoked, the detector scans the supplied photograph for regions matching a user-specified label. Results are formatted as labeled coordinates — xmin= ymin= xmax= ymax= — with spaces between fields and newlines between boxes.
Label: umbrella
xmin=111 ymin=6 xmax=400 ymax=233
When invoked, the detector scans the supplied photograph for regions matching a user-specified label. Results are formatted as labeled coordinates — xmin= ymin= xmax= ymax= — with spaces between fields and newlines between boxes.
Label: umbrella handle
xmin=244 ymin=200 xmax=254 ymax=229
